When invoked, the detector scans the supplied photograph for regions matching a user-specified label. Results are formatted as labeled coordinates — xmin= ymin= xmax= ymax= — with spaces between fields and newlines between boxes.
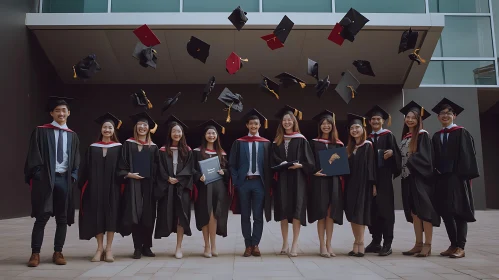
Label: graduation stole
xmin=237 ymin=135 xmax=270 ymax=142
xmin=437 ymin=126 xmax=464 ymax=134
xmin=403 ymin=129 xmax=428 ymax=140
xmin=127 ymin=137 xmax=156 ymax=146
xmin=38 ymin=123 xmax=74 ymax=133
xmin=284 ymin=132 xmax=306 ymax=139
xmin=90 ymin=141 xmax=122 ymax=148
xmin=312 ymin=138 xmax=344 ymax=146
xmin=160 ymin=145 xmax=192 ymax=152
xmin=369 ymin=129 xmax=392 ymax=140
xmin=193 ymin=147 xmax=226 ymax=155
xmin=355 ymin=140 xmax=372 ymax=148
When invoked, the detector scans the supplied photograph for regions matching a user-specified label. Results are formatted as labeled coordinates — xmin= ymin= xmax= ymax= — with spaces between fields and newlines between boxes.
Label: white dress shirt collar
xmin=51 ymin=120 xmax=69 ymax=129
xmin=248 ymin=132 xmax=260 ymax=137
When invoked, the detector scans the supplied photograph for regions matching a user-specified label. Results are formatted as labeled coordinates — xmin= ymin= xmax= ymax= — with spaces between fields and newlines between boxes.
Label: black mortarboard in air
xmin=409 ymin=48 xmax=426 ymax=65
xmin=353 ymin=60 xmax=375 ymax=77
xmin=73 ymin=54 xmax=101 ymax=79
xmin=47 ymin=96 xmax=74 ymax=112
xmin=274 ymin=15 xmax=294 ymax=44
xmin=130 ymin=89 xmax=153 ymax=109
xmin=312 ymin=110 xmax=336 ymax=125
xmin=431 ymin=98 xmax=465 ymax=116
xmin=187 ymin=36 xmax=210 ymax=64
xmin=129 ymin=111 xmax=158 ymax=134
xmin=315 ymin=75 xmax=330 ymax=98
xmin=307 ymin=58 xmax=319 ymax=81
xmin=164 ymin=114 xmax=188 ymax=130
xmin=95 ymin=112 xmax=122 ymax=129
xmin=339 ymin=8 xmax=369 ymax=42
xmin=218 ymin=88 xmax=244 ymax=123
xmin=275 ymin=72 xmax=306 ymax=88
xmin=335 ymin=70 xmax=360 ymax=104
xmin=399 ymin=100 xmax=431 ymax=120
xmin=228 ymin=6 xmax=248 ymax=31
xmin=243 ymin=108 xmax=268 ymax=129
xmin=202 ymin=76 xmax=216 ymax=103
xmin=132 ymin=42 xmax=158 ymax=69
xmin=260 ymin=75 xmax=280 ymax=100
xmin=399 ymin=28 xmax=419 ymax=53
xmin=161 ymin=92 xmax=181 ymax=115
xmin=275 ymin=105 xmax=303 ymax=121
xmin=347 ymin=113 xmax=367 ymax=128
xmin=365 ymin=105 xmax=391 ymax=127
xmin=198 ymin=119 xmax=225 ymax=134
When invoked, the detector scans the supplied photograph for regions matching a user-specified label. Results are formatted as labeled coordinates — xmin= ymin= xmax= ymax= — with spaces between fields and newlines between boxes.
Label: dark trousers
xmin=369 ymin=216 xmax=394 ymax=246
xmin=31 ymin=174 xmax=68 ymax=254
xmin=443 ymin=214 xmax=468 ymax=249
xmin=132 ymin=225 xmax=153 ymax=250
xmin=238 ymin=178 xmax=265 ymax=248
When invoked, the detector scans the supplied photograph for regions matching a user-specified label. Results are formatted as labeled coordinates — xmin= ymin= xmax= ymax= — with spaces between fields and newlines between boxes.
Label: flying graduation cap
xmin=133 ymin=24 xmax=161 ymax=47
xmin=218 ymin=87 xmax=243 ymax=123
xmin=335 ymin=70 xmax=360 ymax=104
xmin=353 ymin=60 xmax=375 ymax=77
xmin=260 ymin=75 xmax=280 ymax=100
xmin=132 ymin=25 xmax=161 ymax=68
xmin=228 ymin=6 xmax=248 ymax=31
xmin=130 ymin=89 xmax=153 ymax=110
xmin=187 ymin=36 xmax=210 ymax=64
xmin=307 ymin=58 xmax=319 ymax=81
xmin=202 ymin=76 xmax=216 ymax=103
xmin=328 ymin=8 xmax=369 ymax=46
xmin=399 ymin=28 xmax=419 ymax=53
xmin=261 ymin=15 xmax=294 ymax=50
xmin=226 ymin=52 xmax=248 ymax=75
xmin=95 ymin=112 xmax=122 ymax=130
xmin=73 ymin=54 xmax=101 ymax=80
xmin=161 ymin=92 xmax=181 ymax=115
xmin=431 ymin=97 xmax=465 ymax=116
xmin=275 ymin=72 xmax=306 ymax=89
xmin=315 ymin=75 xmax=331 ymax=98
xmin=409 ymin=48 xmax=426 ymax=65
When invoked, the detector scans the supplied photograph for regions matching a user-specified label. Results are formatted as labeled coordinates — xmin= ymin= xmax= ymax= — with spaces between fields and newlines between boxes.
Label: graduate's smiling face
xmin=246 ymin=118 xmax=261 ymax=135
xmin=136 ymin=121 xmax=149 ymax=136
xmin=170 ymin=125 xmax=183 ymax=142
xmin=349 ymin=124 xmax=364 ymax=138
xmin=282 ymin=114 xmax=294 ymax=131
xmin=101 ymin=122 xmax=115 ymax=138
xmin=369 ymin=115 xmax=384 ymax=131
xmin=50 ymin=105 xmax=70 ymax=125
xmin=320 ymin=119 xmax=332 ymax=134
xmin=438 ymin=109 xmax=455 ymax=127
xmin=404 ymin=112 xmax=419 ymax=129
xmin=205 ymin=128 xmax=218 ymax=143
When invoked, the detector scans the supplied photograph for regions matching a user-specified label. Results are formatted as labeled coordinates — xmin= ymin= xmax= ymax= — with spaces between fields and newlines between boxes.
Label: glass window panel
xmin=184 ymin=0 xmax=258 ymax=12
xmin=429 ymin=0 xmax=489 ymax=13
xmin=111 ymin=0 xmax=179 ymax=12
xmin=264 ymin=0 xmax=331 ymax=12
xmin=335 ymin=0 xmax=425 ymax=13
xmin=422 ymin=60 xmax=496 ymax=85
xmin=42 ymin=0 xmax=107 ymax=13
xmin=492 ymin=0 xmax=499 ymax=56
xmin=433 ymin=16 xmax=494 ymax=57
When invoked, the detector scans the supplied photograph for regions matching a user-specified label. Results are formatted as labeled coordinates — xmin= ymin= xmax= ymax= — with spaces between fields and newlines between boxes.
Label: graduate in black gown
xmin=154 ymin=115 xmax=195 ymax=259
xmin=431 ymin=98 xmax=479 ymax=259
xmin=399 ymin=101 xmax=440 ymax=258
xmin=78 ymin=113 xmax=122 ymax=262
xmin=117 ymin=112 xmax=159 ymax=259
xmin=344 ymin=114 xmax=376 ymax=257
xmin=272 ymin=105 xmax=315 ymax=257
xmin=193 ymin=120 xmax=231 ymax=258
xmin=364 ymin=106 xmax=402 ymax=256
xmin=308 ymin=110 xmax=344 ymax=258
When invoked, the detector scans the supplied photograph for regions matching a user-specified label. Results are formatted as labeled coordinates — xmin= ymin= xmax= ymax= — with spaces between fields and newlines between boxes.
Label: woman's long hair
xmin=200 ymin=125 xmax=227 ymax=168
xmin=274 ymin=112 xmax=301 ymax=146
xmin=401 ymin=109 xmax=422 ymax=154
xmin=133 ymin=123 xmax=152 ymax=146
xmin=164 ymin=122 xmax=189 ymax=162
xmin=317 ymin=116 xmax=338 ymax=143
xmin=347 ymin=124 xmax=367 ymax=157
xmin=96 ymin=121 xmax=120 ymax=143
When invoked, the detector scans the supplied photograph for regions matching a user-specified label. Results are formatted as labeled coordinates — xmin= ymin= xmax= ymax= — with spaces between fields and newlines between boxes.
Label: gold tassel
xmin=142 ymin=90 xmax=153 ymax=109
xmin=413 ymin=49 xmax=426 ymax=64
xmin=150 ymin=123 xmax=158 ymax=134
xmin=152 ymin=49 xmax=157 ymax=54
xmin=421 ymin=107 xmax=425 ymax=117
xmin=72 ymin=66 xmax=77 ymax=79
xmin=298 ymin=111 xmax=303 ymax=121
xmin=347 ymin=86 xmax=355 ymax=98
xmin=265 ymin=80 xmax=279 ymax=99
xmin=117 ymin=120 xmax=122 ymax=130
xmin=387 ymin=114 xmax=392 ymax=127
xmin=363 ymin=117 xmax=366 ymax=127
xmin=224 ymin=102 xmax=234 ymax=123
xmin=299 ymin=82 xmax=306 ymax=89
xmin=241 ymin=58 xmax=249 ymax=62
xmin=221 ymin=126 xmax=225 ymax=135
xmin=333 ymin=113 xmax=336 ymax=126
xmin=264 ymin=119 xmax=268 ymax=129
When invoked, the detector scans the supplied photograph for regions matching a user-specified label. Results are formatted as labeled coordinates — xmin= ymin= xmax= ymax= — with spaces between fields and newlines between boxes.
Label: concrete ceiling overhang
xmin=26 ymin=13 xmax=444 ymax=87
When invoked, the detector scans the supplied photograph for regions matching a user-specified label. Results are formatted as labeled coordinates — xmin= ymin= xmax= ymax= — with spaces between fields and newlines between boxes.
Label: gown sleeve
xmin=407 ymin=132 xmax=434 ymax=178
xmin=77 ymin=147 xmax=90 ymax=189
xmin=175 ymin=150 xmax=195 ymax=191
xmin=366 ymin=143 xmax=376 ymax=184
xmin=155 ymin=150 xmax=170 ymax=199
xmin=71 ymin=134 xmax=80 ymax=181
xmin=458 ymin=129 xmax=480 ymax=180
xmin=271 ymin=142 xmax=285 ymax=168
xmin=24 ymin=128 xmax=43 ymax=184
xmin=229 ymin=141 xmax=240 ymax=185
xmin=192 ymin=151 xmax=203 ymax=183
xmin=116 ymin=142 xmax=130 ymax=184
xmin=300 ymin=139 xmax=316 ymax=175
xmin=389 ymin=134 xmax=402 ymax=179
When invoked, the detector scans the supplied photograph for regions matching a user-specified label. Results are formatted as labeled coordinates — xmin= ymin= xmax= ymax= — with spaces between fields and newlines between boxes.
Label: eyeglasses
xmin=438 ymin=112 xmax=454 ymax=117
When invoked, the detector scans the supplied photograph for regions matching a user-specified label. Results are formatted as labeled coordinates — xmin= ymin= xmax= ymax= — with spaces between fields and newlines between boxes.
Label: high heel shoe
xmin=348 ymin=242 xmax=358 ymax=256
xmin=416 ymin=243 xmax=432 ymax=257
xmin=91 ymin=250 xmax=104 ymax=262
xmin=280 ymin=245 xmax=289 ymax=255
xmin=211 ymin=250 xmax=219 ymax=257
xmin=356 ymin=242 xmax=365 ymax=257
xmin=105 ymin=250 xmax=115 ymax=262
xmin=175 ymin=249 xmax=183 ymax=259
xmin=203 ymin=250 xmax=212 ymax=258
xmin=320 ymin=246 xmax=330 ymax=258
xmin=402 ymin=242 xmax=423 ymax=256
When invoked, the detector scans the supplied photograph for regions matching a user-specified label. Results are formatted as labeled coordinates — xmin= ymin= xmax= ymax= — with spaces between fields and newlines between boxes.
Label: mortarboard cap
xmin=47 ymin=96 xmax=74 ymax=112
xmin=164 ymin=114 xmax=188 ymax=130
xmin=339 ymin=8 xmax=369 ymax=43
xmin=347 ymin=113 xmax=367 ymax=128
xmin=133 ymin=24 xmax=161 ymax=47
xmin=226 ymin=52 xmax=248 ymax=75
xmin=199 ymin=119 xmax=225 ymax=134
xmin=228 ymin=6 xmax=248 ymax=31
xmin=328 ymin=23 xmax=345 ymax=46
xmin=274 ymin=15 xmax=294 ymax=45
xmin=132 ymin=42 xmax=158 ymax=69
xmin=353 ymin=60 xmax=375 ymax=77
xmin=275 ymin=105 xmax=303 ymax=121
xmin=260 ymin=75 xmax=280 ymax=100
xmin=95 ymin=112 xmax=122 ymax=129
xmin=187 ymin=36 xmax=210 ymax=64
xmin=73 ymin=54 xmax=101 ymax=79
xmin=275 ymin=72 xmax=306 ymax=89
xmin=307 ymin=58 xmax=319 ymax=81
xmin=365 ymin=105 xmax=391 ymax=127
xmin=399 ymin=100 xmax=431 ymax=120
xmin=202 ymin=76 xmax=216 ymax=103
xmin=243 ymin=108 xmax=268 ymax=129
xmin=409 ymin=48 xmax=426 ymax=65
xmin=315 ymin=75 xmax=330 ymax=98
xmin=261 ymin=33 xmax=284 ymax=50
xmin=218 ymin=88 xmax=244 ymax=123
xmin=399 ymin=28 xmax=419 ymax=53
xmin=431 ymin=98 xmax=464 ymax=116
xmin=130 ymin=89 xmax=153 ymax=110
xmin=312 ymin=110 xmax=336 ymax=126
xmin=129 ymin=111 xmax=158 ymax=134
xmin=335 ymin=70 xmax=360 ymax=104
xmin=162 ymin=92 xmax=181 ymax=115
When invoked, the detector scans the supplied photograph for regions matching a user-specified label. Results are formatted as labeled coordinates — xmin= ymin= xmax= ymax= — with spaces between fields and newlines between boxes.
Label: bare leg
xmin=326 ymin=207 xmax=335 ymax=256
xmin=280 ymin=220 xmax=289 ymax=253
xmin=290 ymin=219 xmax=301 ymax=256
xmin=208 ymin=212 xmax=218 ymax=256
xmin=92 ymin=233 xmax=104 ymax=262
xmin=201 ymin=225 xmax=210 ymax=255
xmin=350 ymin=223 xmax=359 ymax=254
xmin=420 ymin=221 xmax=433 ymax=256
xmin=175 ymin=225 xmax=184 ymax=259
xmin=105 ymin=232 xmax=115 ymax=262
xmin=357 ymin=225 xmax=366 ymax=254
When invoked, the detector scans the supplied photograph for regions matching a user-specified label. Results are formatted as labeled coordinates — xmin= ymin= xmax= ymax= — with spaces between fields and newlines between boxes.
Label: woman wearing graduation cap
xmin=398 ymin=101 xmax=440 ymax=258
xmin=78 ymin=113 xmax=123 ymax=262
xmin=271 ymin=105 xmax=315 ymax=257
xmin=193 ymin=120 xmax=231 ymax=258
xmin=154 ymin=115 xmax=195 ymax=259
xmin=308 ymin=110 xmax=344 ymax=258
xmin=117 ymin=112 xmax=160 ymax=260
xmin=344 ymin=113 xmax=376 ymax=257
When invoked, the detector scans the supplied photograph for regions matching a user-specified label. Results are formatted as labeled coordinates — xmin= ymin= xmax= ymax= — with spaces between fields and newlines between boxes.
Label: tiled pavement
xmin=1 ymin=210 xmax=498 ymax=279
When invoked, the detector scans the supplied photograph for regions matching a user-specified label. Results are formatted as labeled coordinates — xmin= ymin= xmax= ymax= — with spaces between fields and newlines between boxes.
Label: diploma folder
xmin=271 ymin=160 xmax=299 ymax=171
xmin=318 ymin=147 xmax=350 ymax=176
xmin=198 ymin=156 xmax=223 ymax=185
xmin=133 ymin=151 xmax=151 ymax=178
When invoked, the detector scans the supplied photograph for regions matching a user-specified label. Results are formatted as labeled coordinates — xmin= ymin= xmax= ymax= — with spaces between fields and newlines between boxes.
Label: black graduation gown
xmin=368 ymin=131 xmax=402 ymax=225
xmin=308 ymin=139 xmax=344 ymax=225
xmin=344 ymin=141 xmax=376 ymax=226
xmin=78 ymin=143 xmax=122 ymax=240
xmin=117 ymin=139 xmax=159 ymax=236
xmin=193 ymin=148 xmax=231 ymax=237
xmin=400 ymin=131 xmax=440 ymax=227
xmin=155 ymin=147 xmax=195 ymax=238
xmin=271 ymin=136 xmax=315 ymax=226
xmin=432 ymin=127 xmax=478 ymax=222
xmin=24 ymin=125 xmax=80 ymax=225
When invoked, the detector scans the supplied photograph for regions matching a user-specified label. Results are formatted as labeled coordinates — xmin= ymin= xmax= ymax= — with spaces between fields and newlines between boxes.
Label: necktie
xmin=442 ymin=128 xmax=449 ymax=151
xmin=251 ymin=142 xmax=257 ymax=174
xmin=57 ymin=130 xmax=63 ymax=164
xmin=373 ymin=134 xmax=378 ymax=148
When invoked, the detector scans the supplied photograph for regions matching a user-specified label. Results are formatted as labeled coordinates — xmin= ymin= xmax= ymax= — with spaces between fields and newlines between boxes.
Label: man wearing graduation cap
xmin=24 ymin=97 xmax=81 ymax=267
xmin=364 ymin=106 xmax=402 ymax=256
xmin=229 ymin=109 xmax=272 ymax=257
xmin=431 ymin=99 xmax=479 ymax=259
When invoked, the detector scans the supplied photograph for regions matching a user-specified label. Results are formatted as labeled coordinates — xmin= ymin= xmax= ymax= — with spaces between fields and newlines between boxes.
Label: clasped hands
xmin=280 ymin=161 xmax=303 ymax=170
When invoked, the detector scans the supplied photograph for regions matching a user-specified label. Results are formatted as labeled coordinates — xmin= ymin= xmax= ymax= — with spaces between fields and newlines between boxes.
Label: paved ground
xmin=0 ymin=210 xmax=498 ymax=279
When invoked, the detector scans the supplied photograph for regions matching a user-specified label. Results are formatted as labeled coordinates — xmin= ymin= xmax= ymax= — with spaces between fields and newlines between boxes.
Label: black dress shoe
xmin=365 ymin=242 xmax=382 ymax=253
xmin=142 ymin=247 xmax=156 ymax=257
xmin=348 ymin=251 xmax=356 ymax=256
xmin=133 ymin=249 xmax=142 ymax=259
xmin=355 ymin=252 xmax=365 ymax=257
xmin=379 ymin=245 xmax=392 ymax=256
